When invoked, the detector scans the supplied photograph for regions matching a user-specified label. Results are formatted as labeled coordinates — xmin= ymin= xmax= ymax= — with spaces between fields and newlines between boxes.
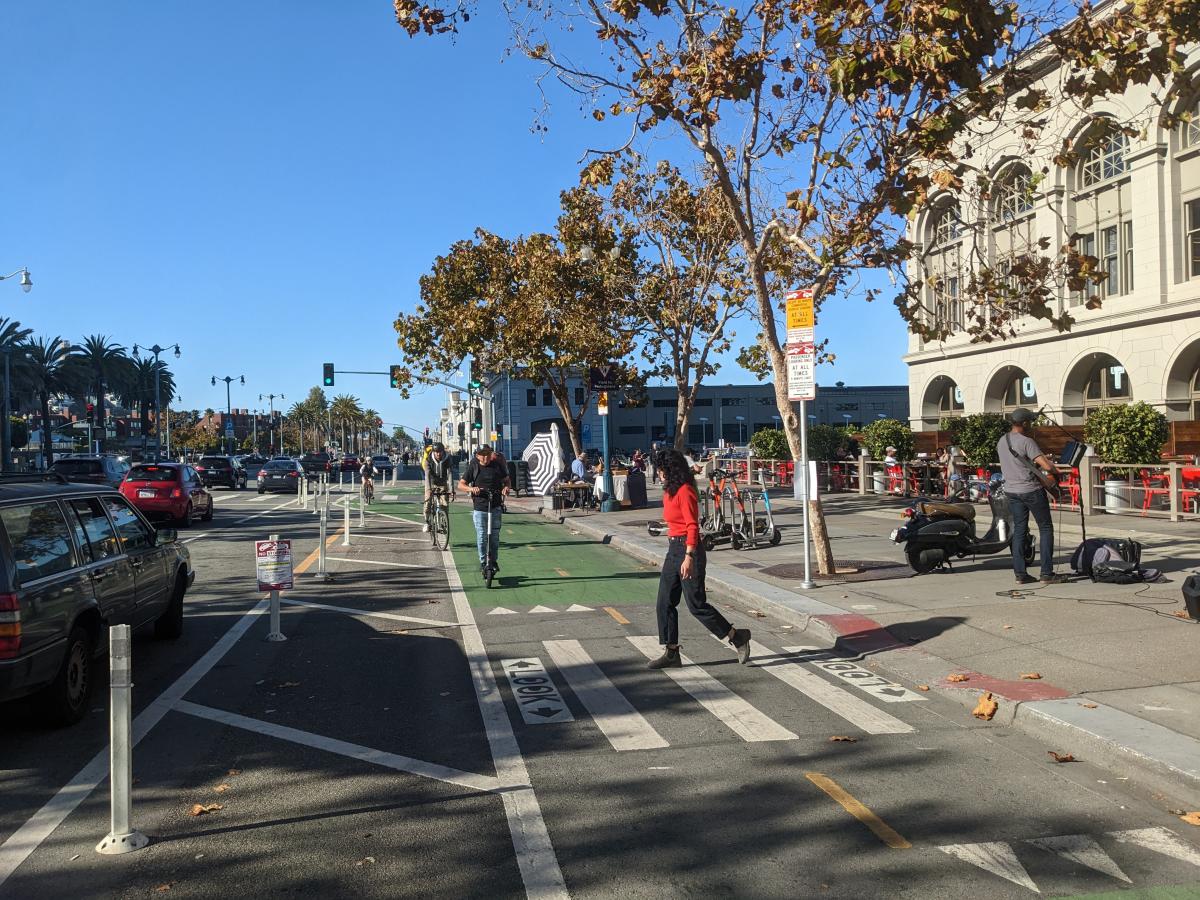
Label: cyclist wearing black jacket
xmin=423 ymin=442 xmax=455 ymax=533
xmin=458 ymin=445 xmax=510 ymax=572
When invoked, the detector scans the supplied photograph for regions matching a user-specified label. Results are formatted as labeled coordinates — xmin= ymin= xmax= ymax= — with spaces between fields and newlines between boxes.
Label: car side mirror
xmin=156 ymin=527 xmax=179 ymax=544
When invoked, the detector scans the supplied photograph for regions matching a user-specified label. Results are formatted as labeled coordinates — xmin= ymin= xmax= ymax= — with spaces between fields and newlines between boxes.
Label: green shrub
xmin=748 ymin=428 xmax=790 ymax=460
xmin=806 ymin=424 xmax=847 ymax=460
xmin=948 ymin=413 xmax=1009 ymax=466
xmin=861 ymin=418 xmax=914 ymax=461
xmin=1084 ymin=402 xmax=1169 ymax=464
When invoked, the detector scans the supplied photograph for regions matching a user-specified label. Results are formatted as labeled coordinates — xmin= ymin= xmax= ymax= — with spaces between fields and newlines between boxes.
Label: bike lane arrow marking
xmin=501 ymin=658 xmax=574 ymax=725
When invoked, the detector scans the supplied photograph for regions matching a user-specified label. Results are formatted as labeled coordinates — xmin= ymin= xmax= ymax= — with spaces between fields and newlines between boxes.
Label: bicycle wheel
xmin=436 ymin=507 xmax=450 ymax=551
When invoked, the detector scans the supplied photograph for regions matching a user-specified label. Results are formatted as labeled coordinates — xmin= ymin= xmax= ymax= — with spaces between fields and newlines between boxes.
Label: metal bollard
xmin=266 ymin=532 xmax=287 ymax=642
xmin=96 ymin=625 xmax=148 ymax=855
xmin=342 ymin=499 xmax=351 ymax=546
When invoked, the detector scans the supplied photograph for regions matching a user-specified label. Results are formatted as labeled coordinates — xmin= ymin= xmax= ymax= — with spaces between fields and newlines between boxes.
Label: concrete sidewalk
xmin=507 ymin=487 xmax=1200 ymax=807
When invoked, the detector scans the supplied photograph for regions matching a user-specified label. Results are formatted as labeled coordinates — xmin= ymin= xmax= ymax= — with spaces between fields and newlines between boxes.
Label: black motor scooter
xmin=890 ymin=484 xmax=1034 ymax=574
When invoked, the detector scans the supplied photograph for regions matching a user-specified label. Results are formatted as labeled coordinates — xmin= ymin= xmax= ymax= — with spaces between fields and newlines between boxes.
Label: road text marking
xmin=502 ymin=658 xmax=574 ymax=724
xmin=782 ymin=645 xmax=926 ymax=705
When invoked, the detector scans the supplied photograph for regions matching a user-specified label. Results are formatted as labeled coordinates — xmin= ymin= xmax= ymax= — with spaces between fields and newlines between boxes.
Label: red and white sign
xmin=255 ymin=539 xmax=294 ymax=592
xmin=786 ymin=288 xmax=817 ymax=401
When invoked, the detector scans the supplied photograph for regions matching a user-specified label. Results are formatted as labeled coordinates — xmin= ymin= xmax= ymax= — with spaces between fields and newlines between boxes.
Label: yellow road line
xmin=554 ymin=568 xmax=570 ymax=578
xmin=805 ymin=773 xmax=910 ymax=849
xmin=293 ymin=531 xmax=344 ymax=575
xmin=603 ymin=607 xmax=630 ymax=625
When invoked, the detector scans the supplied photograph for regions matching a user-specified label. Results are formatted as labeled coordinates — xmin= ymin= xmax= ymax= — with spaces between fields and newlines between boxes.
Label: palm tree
xmin=330 ymin=394 xmax=361 ymax=455
xmin=20 ymin=336 xmax=73 ymax=467
xmin=0 ymin=318 xmax=33 ymax=469
xmin=76 ymin=335 xmax=128 ymax=450
xmin=362 ymin=408 xmax=381 ymax=454
xmin=118 ymin=358 xmax=176 ymax=455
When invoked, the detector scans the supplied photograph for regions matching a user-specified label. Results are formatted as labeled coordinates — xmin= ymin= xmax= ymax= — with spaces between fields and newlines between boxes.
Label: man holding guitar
xmin=997 ymin=407 xmax=1069 ymax=585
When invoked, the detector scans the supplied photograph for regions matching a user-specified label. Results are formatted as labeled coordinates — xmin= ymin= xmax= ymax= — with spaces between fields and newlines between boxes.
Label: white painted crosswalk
xmin=627 ymin=636 xmax=798 ymax=742
xmin=543 ymin=640 xmax=668 ymax=751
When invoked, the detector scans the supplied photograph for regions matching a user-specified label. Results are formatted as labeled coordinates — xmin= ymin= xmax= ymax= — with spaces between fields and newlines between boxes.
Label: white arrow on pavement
xmin=565 ymin=604 xmax=592 ymax=612
xmin=529 ymin=605 xmax=556 ymax=613
xmin=1109 ymin=827 xmax=1200 ymax=868
xmin=487 ymin=607 xmax=519 ymax=615
xmin=938 ymin=842 xmax=1039 ymax=893
xmin=1025 ymin=835 xmax=1130 ymax=883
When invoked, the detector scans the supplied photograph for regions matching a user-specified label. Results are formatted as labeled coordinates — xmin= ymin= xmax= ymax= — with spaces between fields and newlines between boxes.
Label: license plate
xmin=138 ymin=489 xmax=156 ymax=498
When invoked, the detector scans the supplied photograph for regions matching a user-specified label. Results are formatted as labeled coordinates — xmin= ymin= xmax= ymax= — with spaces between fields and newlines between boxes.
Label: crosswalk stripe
xmin=1108 ymin=827 xmax=1200 ymax=868
xmin=1025 ymin=835 xmax=1130 ymax=883
xmin=543 ymin=640 xmax=668 ymax=751
xmin=756 ymin=642 xmax=914 ymax=735
xmin=627 ymin=636 xmax=797 ymax=743
xmin=938 ymin=842 xmax=1039 ymax=893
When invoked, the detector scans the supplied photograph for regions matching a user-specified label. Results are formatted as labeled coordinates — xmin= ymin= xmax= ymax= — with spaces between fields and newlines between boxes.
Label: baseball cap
xmin=885 ymin=445 xmax=897 ymax=453
xmin=475 ymin=444 xmax=493 ymax=455
xmin=432 ymin=442 xmax=445 ymax=451
xmin=1009 ymin=407 xmax=1036 ymax=424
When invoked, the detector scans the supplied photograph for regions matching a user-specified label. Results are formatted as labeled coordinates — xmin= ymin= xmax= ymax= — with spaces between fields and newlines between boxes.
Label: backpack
xmin=1071 ymin=537 xmax=1157 ymax=584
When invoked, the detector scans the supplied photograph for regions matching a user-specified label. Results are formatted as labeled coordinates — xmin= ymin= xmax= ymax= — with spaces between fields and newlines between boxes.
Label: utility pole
xmin=212 ymin=374 xmax=244 ymax=454
xmin=133 ymin=344 xmax=181 ymax=462
xmin=260 ymin=393 xmax=284 ymax=455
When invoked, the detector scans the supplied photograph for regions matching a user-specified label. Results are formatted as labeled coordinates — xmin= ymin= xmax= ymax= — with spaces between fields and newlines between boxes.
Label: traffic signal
xmin=472 ymin=407 xmax=483 ymax=430
xmin=468 ymin=361 xmax=482 ymax=390
xmin=322 ymin=363 xmax=335 ymax=386
xmin=389 ymin=365 xmax=403 ymax=389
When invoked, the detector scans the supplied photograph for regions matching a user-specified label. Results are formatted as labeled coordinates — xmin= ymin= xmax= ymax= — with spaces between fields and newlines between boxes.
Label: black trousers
xmin=657 ymin=537 xmax=732 ymax=645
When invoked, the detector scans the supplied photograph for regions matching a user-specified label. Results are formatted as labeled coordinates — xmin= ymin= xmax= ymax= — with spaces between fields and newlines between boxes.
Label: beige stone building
xmin=905 ymin=42 xmax=1200 ymax=430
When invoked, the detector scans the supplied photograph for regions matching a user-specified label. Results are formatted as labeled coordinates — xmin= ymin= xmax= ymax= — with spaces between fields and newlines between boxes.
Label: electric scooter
xmin=891 ymin=484 xmax=1034 ymax=574
xmin=481 ymin=488 xmax=501 ymax=588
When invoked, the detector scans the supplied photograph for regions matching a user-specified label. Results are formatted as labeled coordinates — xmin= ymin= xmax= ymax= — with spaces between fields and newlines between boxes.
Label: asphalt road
xmin=2 ymin=473 xmax=1199 ymax=899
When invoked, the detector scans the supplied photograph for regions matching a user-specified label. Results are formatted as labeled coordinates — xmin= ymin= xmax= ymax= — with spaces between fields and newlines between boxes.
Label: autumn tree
xmin=395 ymin=186 xmax=636 ymax=457
xmin=393 ymin=0 xmax=1200 ymax=465
xmin=597 ymin=158 xmax=749 ymax=449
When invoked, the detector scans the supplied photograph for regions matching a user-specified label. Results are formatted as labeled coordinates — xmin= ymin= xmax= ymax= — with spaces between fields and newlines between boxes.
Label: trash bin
xmin=627 ymin=470 xmax=647 ymax=509
xmin=508 ymin=460 xmax=532 ymax=496
xmin=1103 ymin=478 xmax=1131 ymax=512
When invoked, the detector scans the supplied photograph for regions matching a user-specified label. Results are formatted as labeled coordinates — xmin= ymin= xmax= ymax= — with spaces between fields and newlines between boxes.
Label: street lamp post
xmin=735 ymin=415 xmax=746 ymax=445
xmin=0 ymin=267 xmax=31 ymax=471
xmin=260 ymin=393 xmax=283 ymax=455
xmin=212 ymin=375 xmax=244 ymax=454
xmin=133 ymin=343 xmax=180 ymax=462
xmin=698 ymin=416 xmax=709 ymax=448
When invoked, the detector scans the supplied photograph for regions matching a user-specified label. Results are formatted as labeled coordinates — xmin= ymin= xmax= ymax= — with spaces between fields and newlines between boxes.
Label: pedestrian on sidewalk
xmin=997 ymin=408 xmax=1068 ymax=585
xmin=459 ymin=444 xmax=510 ymax=573
xmin=648 ymin=448 xmax=752 ymax=669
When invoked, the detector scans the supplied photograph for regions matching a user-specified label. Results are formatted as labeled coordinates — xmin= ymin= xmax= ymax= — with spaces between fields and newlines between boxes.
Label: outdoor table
xmin=554 ymin=482 xmax=594 ymax=510
xmin=594 ymin=473 xmax=629 ymax=503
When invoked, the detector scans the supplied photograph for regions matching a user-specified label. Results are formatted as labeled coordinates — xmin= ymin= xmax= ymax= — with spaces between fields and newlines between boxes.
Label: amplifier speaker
xmin=1183 ymin=574 xmax=1200 ymax=621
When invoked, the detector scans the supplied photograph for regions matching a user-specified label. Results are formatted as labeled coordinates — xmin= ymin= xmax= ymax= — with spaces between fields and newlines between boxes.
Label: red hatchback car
xmin=120 ymin=463 xmax=214 ymax=527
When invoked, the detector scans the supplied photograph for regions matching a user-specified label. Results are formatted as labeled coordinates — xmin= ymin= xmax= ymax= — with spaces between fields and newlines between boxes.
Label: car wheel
xmin=180 ymin=503 xmax=193 ymax=528
xmin=202 ymin=498 xmax=214 ymax=522
xmin=38 ymin=624 xmax=94 ymax=726
xmin=154 ymin=574 xmax=186 ymax=640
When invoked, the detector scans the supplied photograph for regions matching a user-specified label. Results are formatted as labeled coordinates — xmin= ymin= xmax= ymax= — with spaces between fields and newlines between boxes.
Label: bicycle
xmin=361 ymin=476 xmax=375 ymax=505
xmin=427 ymin=488 xmax=452 ymax=551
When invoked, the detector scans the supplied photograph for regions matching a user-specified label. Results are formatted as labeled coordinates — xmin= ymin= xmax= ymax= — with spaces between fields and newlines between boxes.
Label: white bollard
xmin=266 ymin=532 xmax=287 ymax=642
xmin=358 ymin=494 xmax=365 ymax=527
xmin=313 ymin=503 xmax=330 ymax=582
xmin=96 ymin=624 xmax=148 ymax=855
xmin=343 ymin=499 xmax=351 ymax=546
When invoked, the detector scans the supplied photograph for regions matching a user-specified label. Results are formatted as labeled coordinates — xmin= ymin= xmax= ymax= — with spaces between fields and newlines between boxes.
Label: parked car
xmin=195 ymin=455 xmax=247 ymax=490
xmin=0 ymin=474 xmax=195 ymax=725
xmin=258 ymin=459 xmax=303 ymax=494
xmin=49 ymin=455 xmax=130 ymax=489
xmin=300 ymin=452 xmax=332 ymax=477
xmin=340 ymin=455 xmax=359 ymax=472
xmin=370 ymin=454 xmax=394 ymax=477
xmin=121 ymin=462 xmax=213 ymax=526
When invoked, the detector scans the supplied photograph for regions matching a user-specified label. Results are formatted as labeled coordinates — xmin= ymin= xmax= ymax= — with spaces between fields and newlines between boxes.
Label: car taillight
xmin=195 ymin=466 xmax=205 ymax=471
xmin=0 ymin=593 xmax=21 ymax=659
xmin=287 ymin=471 xmax=298 ymax=477
xmin=171 ymin=488 xmax=183 ymax=498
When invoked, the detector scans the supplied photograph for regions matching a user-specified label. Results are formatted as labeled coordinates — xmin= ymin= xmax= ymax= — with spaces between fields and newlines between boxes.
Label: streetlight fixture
xmin=260 ymin=393 xmax=284 ymax=455
xmin=212 ymin=375 xmax=244 ymax=454
xmin=133 ymin=343 xmax=180 ymax=461
xmin=698 ymin=416 xmax=710 ymax=447
xmin=0 ymin=268 xmax=32 ymax=293
xmin=735 ymin=414 xmax=746 ymax=445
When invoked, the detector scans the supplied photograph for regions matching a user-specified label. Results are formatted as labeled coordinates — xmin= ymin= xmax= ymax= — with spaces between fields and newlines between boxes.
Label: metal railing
xmin=1084 ymin=461 xmax=1200 ymax=522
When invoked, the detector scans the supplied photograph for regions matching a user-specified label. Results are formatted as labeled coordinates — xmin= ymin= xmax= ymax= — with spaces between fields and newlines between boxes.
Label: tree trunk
xmin=673 ymin=385 xmax=697 ymax=451
xmin=549 ymin=389 xmax=583 ymax=459
xmin=40 ymin=392 xmax=54 ymax=467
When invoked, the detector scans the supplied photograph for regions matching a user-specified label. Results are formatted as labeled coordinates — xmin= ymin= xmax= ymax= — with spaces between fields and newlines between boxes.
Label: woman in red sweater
xmin=648 ymin=449 xmax=752 ymax=669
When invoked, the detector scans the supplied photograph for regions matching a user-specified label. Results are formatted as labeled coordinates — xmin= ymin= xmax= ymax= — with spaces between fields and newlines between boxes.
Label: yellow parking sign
xmin=786 ymin=288 xmax=814 ymax=329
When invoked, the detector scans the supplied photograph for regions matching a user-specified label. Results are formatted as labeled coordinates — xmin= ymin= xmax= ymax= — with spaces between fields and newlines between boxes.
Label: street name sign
xmin=255 ymin=539 xmax=294 ymax=592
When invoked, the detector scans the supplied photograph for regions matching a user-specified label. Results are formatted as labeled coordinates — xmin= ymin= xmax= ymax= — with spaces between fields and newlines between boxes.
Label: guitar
xmin=1005 ymin=434 xmax=1059 ymax=500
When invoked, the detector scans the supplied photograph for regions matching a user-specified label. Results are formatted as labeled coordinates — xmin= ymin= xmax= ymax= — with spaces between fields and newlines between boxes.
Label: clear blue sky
xmin=1 ymin=2 xmax=908 ymax=435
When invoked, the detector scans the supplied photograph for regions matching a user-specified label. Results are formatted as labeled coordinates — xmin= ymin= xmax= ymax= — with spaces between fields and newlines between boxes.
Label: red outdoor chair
xmin=1052 ymin=468 xmax=1080 ymax=508
xmin=1140 ymin=470 xmax=1170 ymax=512
xmin=886 ymin=465 xmax=904 ymax=494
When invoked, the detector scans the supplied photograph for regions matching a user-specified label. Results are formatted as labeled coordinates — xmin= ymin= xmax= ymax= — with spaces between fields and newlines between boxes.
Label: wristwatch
xmin=685 ymin=549 xmax=695 ymax=558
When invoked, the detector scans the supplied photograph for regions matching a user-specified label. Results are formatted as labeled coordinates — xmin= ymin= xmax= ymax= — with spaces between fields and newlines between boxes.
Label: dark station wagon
xmin=0 ymin=475 xmax=195 ymax=725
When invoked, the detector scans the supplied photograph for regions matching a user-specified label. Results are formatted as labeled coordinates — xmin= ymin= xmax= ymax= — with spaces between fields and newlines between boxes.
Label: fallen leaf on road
xmin=355 ymin=856 xmax=377 ymax=866
xmin=748 ymin=610 xmax=766 ymax=618
xmin=1168 ymin=808 xmax=1187 ymax=816
xmin=947 ymin=673 xmax=970 ymax=683
xmin=1080 ymin=703 xmax=1098 ymax=709
xmin=1020 ymin=673 xmax=1042 ymax=680
xmin=917 ymin=685 xmax=930 ymax=691
xmin=780 ymin=625 xmax=794 ymax=630
xmin=1173 ymin=610 xmax=1194 ymax=619
xmin=1002 ymin=624 xmax=1013 ymax=630
xmin=154 ymin=884 xmax=174 ymax=893
xmin=428 ymin=599 xmax=440 ymax=604
xmin=278 ymin=681 xmax=301 ymax=688
xmin=972 ymin=692 xmax=998 ymax=721
xmin=188 ymin=803 xmax=223 ymax=817
xmin=829 ymin=736 xmax=858 ymax=743
xmin=1181 ymin=812 xmax=1200 ymax=826
xmin=227 ymin=769 xmax=241 ymax=776
xmin=1047 ymin=751 xmax=1075 ymax=763
xmin=213 ymin=784 xmax=230 ymax=794
xmin=69 ymin=855 xmax=79 ymax=861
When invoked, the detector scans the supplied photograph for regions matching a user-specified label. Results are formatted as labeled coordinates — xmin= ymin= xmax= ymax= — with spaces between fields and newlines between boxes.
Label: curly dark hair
xmin=656 ymin=448 xmax=696 ymax=497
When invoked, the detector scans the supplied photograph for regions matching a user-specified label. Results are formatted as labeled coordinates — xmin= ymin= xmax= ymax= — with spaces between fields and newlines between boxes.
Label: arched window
xmin=1001 ymin=373 xmax=1038 ymax=413
xmin=1192 ymin=366 xmax=1200 ymax=420
xmin=924 ymin=201 xmax=964 ymax=331
xmin=993 ymin=165 xmax=1033 ymax=222
xmin=1179 ymin=95 xmax=1200 ymax=281
xmin=1072 ymin=122 xmax=1133 ymax=306
xmin=991 ymin=164 xmax=1036 ymax=292
xmin=1180 ymin=96 xmax=1200 ymax=149
xmin=1082 ymin=360 xmax=1131 ymax=416
xmin=938 ymin=382 xmax=965 ymax=417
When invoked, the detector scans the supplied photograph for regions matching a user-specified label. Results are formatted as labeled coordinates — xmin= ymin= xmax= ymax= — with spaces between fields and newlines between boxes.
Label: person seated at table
xmin=571 ymin=451 xmax=592 ymax=483
xmin=632 ymin=448 xmax=646 ymax=473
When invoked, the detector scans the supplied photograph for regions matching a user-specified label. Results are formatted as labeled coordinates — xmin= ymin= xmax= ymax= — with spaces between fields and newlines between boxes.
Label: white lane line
xmin=441 ymin=546 xmax=567 ymax=899
xmin=279 ymin=598 xmax=458 ymax=628
xmin=627 ymin=636 xmax=797 ymax=743
xmin=175 ymin=701 xmax=502 ymax=793
xmin=325 ymin=557 xmax=430 ymax=570
xmin=181 ymin=533 xmax=209 ymax=544
xmin=0 ymin=598 xmax=270 ymax=889
xmin=544 ymin=640 xmax=668 ymax=751
xmin=366 ymin=510 xmax=423 ymax=525
xmin=352 ymin=534 xmax=434 ymax=544
xmin=762 ymin=644 xmax=914 ymax=734
xmin=231 ymin=498 xmax=298 ymax=525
